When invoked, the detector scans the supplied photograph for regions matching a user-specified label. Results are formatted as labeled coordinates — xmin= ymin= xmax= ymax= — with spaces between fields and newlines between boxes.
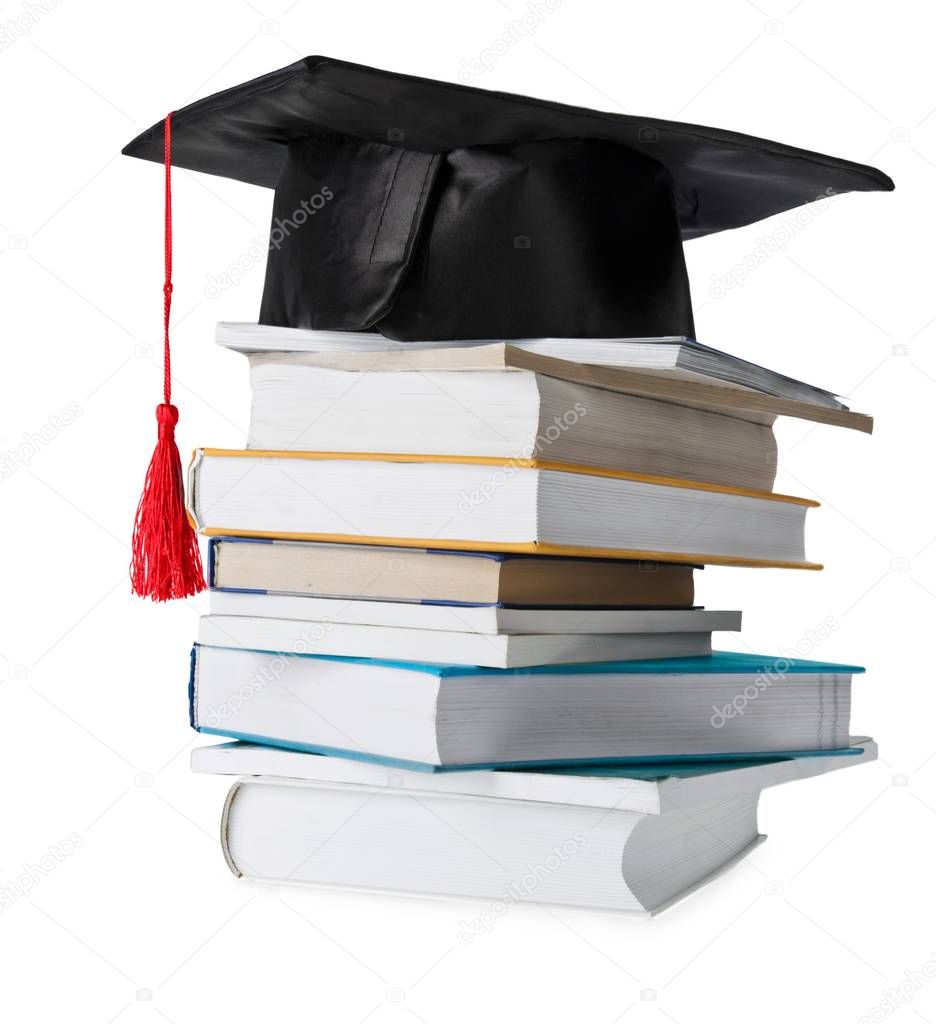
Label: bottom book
xmin=192 ymin=738 xmax=876 ymax=915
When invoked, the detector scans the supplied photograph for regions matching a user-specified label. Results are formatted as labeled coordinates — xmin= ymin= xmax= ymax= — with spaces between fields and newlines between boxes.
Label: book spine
xmin=186 ymin=449 xmax=204 ymax=530
xmin=219 ymin=782 xmax=244 ymax=878
xmin=206 ymin=538 xmax=218 ymax=588
xmin=188 ymin=644 xmax=198 ymax=730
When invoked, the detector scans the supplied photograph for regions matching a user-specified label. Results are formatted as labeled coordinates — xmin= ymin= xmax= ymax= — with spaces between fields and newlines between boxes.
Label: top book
xmin=219 ymin=326 xmax=871 ymax=495
xmin=217 ymin=323 xmax=850 ymax=410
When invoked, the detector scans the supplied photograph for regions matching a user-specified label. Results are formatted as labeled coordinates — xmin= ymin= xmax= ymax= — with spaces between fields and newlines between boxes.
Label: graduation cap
xmin=123 ymin=55 xmax=893 ymax=343
xmin=123 ymin=57 xmax=892 ymax=600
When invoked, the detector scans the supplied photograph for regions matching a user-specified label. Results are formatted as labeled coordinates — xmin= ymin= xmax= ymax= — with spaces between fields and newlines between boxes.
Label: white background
xmin=0 ymin=1 xmax=932 ymax=1021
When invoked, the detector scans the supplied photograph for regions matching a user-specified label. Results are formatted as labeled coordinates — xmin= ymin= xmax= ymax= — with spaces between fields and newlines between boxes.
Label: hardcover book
xmin=193 ymin=739 xmax=877 ymax=914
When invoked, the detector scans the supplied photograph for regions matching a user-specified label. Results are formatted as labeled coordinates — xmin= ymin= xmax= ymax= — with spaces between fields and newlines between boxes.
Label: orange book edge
xmin=188 ymin=450 xmax=822 ymax=570
xmin=196 ymin=448 xmax=819 ymax=508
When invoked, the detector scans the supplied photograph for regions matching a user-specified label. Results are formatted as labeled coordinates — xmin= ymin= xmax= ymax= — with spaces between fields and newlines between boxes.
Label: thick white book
xmin=197 ymin=613 xmax=716 ymax=669
xmin=188 ymin=450 xmax=820 ymax=570
xmin=216 ymin=322 xmax=847 ymax=410
xmin=192 ymin=739 xmax=876 ymax=914
xmin=206 ymin=590 xmax=742 ymax=636
xmin=242 ymin=356 xmax=779 ymax=491
xmin=189 ymin=649 xmax=861 ymax=768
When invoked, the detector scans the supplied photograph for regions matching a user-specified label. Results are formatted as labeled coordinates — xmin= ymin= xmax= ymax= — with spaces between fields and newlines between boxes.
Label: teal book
xmin=190 ymin=645 xmax=862 ymax=772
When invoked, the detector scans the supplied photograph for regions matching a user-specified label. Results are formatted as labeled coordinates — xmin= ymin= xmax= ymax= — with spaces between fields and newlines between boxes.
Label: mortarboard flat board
xmin=123 ymin=55 xmax=893 ymax=342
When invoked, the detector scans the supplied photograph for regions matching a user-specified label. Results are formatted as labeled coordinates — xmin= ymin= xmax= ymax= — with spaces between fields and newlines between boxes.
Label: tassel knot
xmin=156 ymin=402 xmax=179 ymax=438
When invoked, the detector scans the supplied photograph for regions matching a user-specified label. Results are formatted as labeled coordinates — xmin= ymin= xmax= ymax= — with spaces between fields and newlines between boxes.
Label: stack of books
xmin=188 ymin=324 xmax=875 ymax=914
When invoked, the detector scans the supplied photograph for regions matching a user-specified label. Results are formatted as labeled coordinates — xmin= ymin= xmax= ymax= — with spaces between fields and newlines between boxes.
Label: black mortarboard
xmin=123 ymin=56 xmax=893 ymax=341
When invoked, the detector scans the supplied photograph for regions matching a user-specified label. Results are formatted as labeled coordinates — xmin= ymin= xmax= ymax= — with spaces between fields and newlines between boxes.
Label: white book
xmin=189 ymin=451 xmax=819 ymax=570
xmin=206 ymin=590 xmax=742 ymax=637
xmin=198 ymin=613 xmax=714 ymax=669
xmin=190 ymin=648 xmax=859 ymax=768
xmin=216 ymin=322 xmax=846 ymax=410
xmin=193 ymin=739 xmax=876 ymax=914
xmin=242 ymin=357 xmax=779 ymax=491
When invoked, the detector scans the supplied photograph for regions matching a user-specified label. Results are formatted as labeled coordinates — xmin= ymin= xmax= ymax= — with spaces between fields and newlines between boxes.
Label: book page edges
xmin=501 ymin=348 xmax=873 ymax=434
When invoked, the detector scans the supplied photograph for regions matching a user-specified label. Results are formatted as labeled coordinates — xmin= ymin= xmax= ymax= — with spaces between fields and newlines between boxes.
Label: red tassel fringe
xmin=131 ymin=403 xmax=205 ymax=601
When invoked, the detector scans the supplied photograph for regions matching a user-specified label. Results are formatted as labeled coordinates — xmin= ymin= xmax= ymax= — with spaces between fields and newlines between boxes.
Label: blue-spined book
xmin=189 ymin=645 xmax=863 ymax=772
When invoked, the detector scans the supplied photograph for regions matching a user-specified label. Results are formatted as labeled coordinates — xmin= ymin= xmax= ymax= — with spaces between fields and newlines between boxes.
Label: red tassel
xmin=130 ymin=112 xmax=206 ymax=600
xmin=131 ymin=403 xmax=205 ymax=600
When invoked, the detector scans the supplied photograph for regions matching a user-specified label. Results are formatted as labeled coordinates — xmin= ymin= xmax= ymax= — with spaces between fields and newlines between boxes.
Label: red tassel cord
xmin=130 ymin=112 xmax=206 ymax=601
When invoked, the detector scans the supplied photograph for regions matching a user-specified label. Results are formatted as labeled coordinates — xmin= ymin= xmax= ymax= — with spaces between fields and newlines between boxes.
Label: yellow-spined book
xmin=188 ymin=450 xmax=821 ymax=570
